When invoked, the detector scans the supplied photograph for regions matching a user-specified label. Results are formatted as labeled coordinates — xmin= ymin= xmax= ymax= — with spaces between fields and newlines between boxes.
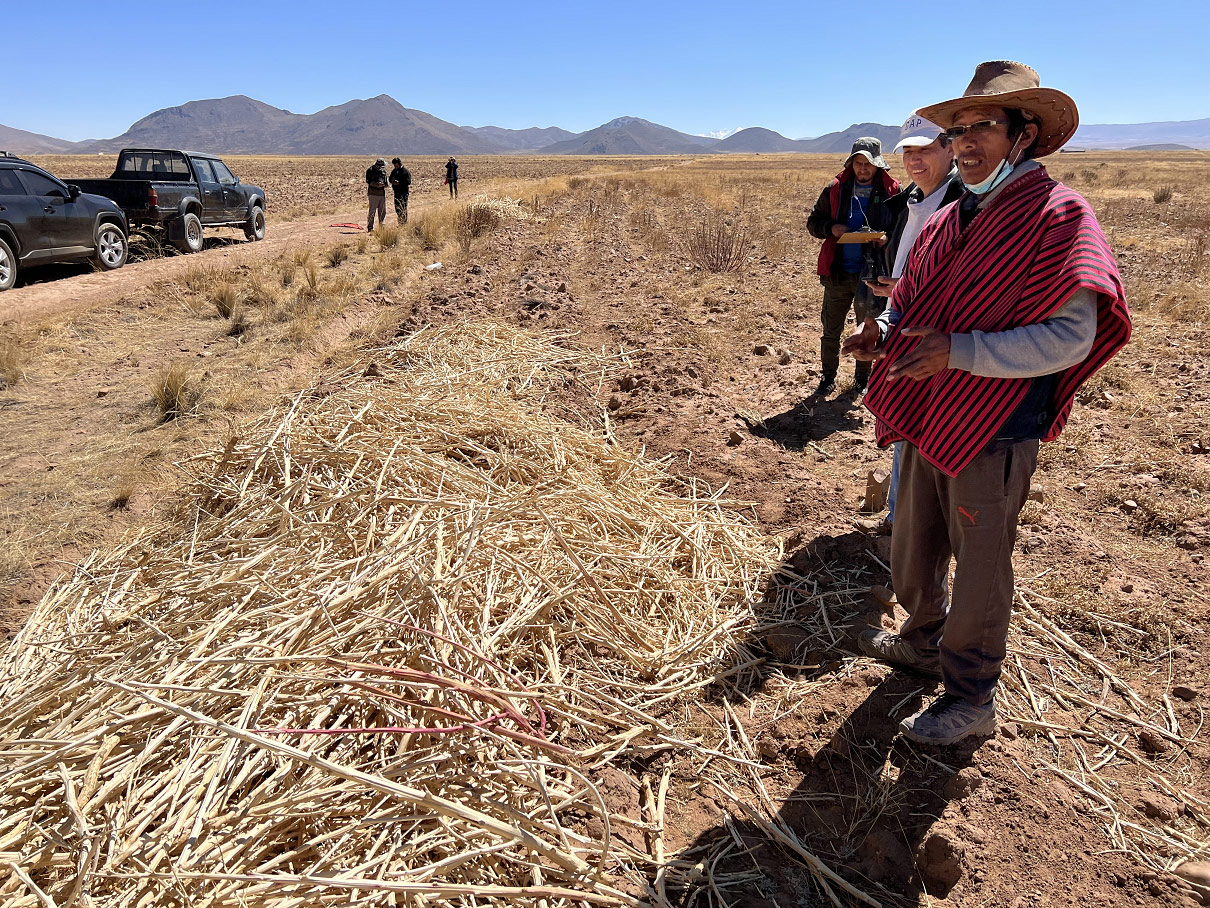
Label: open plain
xmin=0 ymin=152 xmax=1207 ymax=907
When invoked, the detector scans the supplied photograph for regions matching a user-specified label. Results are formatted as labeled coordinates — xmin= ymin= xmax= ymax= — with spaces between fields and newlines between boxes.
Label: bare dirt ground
xmin=1 ymin=152 xmax=1207 ymax=906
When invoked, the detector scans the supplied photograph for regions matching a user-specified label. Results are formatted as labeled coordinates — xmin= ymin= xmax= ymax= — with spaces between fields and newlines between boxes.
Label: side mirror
xmin=68 ymin=184 xmax=81 ymax=200
xmin=233 ymin=177 xmax=240 ymax=185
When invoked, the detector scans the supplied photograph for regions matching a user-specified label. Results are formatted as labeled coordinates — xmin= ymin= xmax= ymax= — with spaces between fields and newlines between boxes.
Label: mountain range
xmin=3 ymin=95 xmax=1208 ymax=157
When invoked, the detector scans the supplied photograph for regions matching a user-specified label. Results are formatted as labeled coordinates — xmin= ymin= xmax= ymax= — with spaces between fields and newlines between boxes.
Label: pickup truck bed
xmin=70 ymin=149 xmax=266 ymax=253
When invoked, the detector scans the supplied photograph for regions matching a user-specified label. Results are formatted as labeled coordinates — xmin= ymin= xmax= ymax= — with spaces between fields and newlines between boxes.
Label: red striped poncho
xmin=863 ymin=166 xmax=1131 ymax=477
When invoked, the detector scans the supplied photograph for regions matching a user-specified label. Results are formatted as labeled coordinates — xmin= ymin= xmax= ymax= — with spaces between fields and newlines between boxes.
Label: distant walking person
xmin=365 ymin=157 xmax=389 ymax=230
xmin=389 ymin=157 xmax=412 ymax=223
xmin=444 ymin=157 xmax=459 ymax=198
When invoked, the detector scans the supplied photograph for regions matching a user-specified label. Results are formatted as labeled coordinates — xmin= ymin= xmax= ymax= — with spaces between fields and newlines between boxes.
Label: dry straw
xmin=0 ymin=322 xmax=784 ymax=907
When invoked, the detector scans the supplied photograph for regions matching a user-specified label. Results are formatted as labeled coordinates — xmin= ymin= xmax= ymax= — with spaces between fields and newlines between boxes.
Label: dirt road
xmin=0 ymin=209 xmax=370 ymax=324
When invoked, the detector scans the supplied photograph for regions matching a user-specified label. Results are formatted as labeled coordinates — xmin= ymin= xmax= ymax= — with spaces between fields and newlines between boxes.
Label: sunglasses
xmin=942 ymin=119 xmax=1009 ymax=140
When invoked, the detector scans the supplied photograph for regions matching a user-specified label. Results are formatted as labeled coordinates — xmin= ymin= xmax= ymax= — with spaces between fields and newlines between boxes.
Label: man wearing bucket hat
xmin=855 ymin=62 xmax=1131 ymax=745
xmin=847 ymin=114 xmax=965 ymax=534
xmin=365 ymin=157 xmax=389 ymax=231
xmin=806 ymin=137 xmax=900 ymax=395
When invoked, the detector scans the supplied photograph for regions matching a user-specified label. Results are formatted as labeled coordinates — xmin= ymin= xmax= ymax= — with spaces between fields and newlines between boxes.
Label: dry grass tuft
xmin=374 ymin=224 xmax=401 ymax=249
xmin=325 ymin=245 xmax=349 ymax=268
xmin=0 ymin=332 xmax=26 ymax=389
xmin=149 ymin=362 xmax=200 ymax=420
xmin=1153 ymin=186 xmax=1174 ymax=204
xmin=210 ymin=283 xmax=242 ymax=319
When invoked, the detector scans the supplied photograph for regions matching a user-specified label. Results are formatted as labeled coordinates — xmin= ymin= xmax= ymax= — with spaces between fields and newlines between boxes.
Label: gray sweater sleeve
xmin=947 ymin=288 xmax=1098 ymax=378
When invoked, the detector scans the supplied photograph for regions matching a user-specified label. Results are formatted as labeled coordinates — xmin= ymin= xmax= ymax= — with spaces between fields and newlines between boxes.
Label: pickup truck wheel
xmin=92 ymin=224 xmax=128 ymax=271
xmin=244 ymin=205 xmax=266 ymax=241
xmin=0 ymin=238 xmax=15 ymax=291
xmin=175 ymin=212 xmax=204 ymax=253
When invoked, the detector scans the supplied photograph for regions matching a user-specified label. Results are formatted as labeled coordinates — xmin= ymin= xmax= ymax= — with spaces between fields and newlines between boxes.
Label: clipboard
xmin=836 ymin=231 xmax=886 ymax=245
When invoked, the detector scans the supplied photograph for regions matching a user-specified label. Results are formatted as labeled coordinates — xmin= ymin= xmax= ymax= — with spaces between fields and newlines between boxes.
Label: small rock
xmin=753 ymin=343 xmax=772 ymax=356
xmin=523 ymin=281 xmax=535 ymax=291
xmin=944 ymin=767 xmax=984 ymax=800
xmin=1121 ymin=582 xmax=1134 ymax=593
xmin=1027 ymin=483 xmax=1045 ymax=504
xmin=557 ymin=281 xmax=567 ymax=292
xmin=686 ymin=365 xmax=699 ymax=379
xmin=363 ymin=361 xmax=382 ymax=377
xmin=1173 ymin=685 xmax=1199 ymax=701
xmin=96 ymin=388 xmax=111 ymax=398
xmin=1175 ymin=862 xmax=1210 ymax=889
xmin=726 ymin=430 xmax=744 ymax=447
xmin=778 ymin=350 xmax=793 ymax=366
xmin=916 ymin=829 xmax=965 ymax=892
xmin=1138 ymin=729 xmax=1170 ymax=755
xmin=424 ymin=262 xmax=443 ymax=271
xmin=1123 ymin=499 xmax=1139 ymax=512
xmin=607 ymin=395 xmax=622 ymax=411
xmin=756 ymin=739 xmax=781 ymax=762
xmin=468 ymin=264 xmax=483 ymax=274
xmin=1141 ymin=794 xmax=1181 ymax=822
xmin=1000 ymin=721 xmax=1020 ymax=740
xmin=1072 ymin=482 xmax=1087 ymax=492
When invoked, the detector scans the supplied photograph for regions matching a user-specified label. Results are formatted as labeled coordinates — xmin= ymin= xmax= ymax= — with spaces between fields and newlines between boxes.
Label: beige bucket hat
xmin=918 ymin=61 xmax=1079 ymax=157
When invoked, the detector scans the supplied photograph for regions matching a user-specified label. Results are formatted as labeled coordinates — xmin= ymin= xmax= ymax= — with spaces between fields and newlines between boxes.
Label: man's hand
xmin=831 ymin=223 xmax=848 ymax=239
xmin=865 ymin=276 xmax=898 ymax=298
xmin=886 ymin=327 xmax=951 ymax=381
xmin=842 ymin=317 xmax=883 ymax=362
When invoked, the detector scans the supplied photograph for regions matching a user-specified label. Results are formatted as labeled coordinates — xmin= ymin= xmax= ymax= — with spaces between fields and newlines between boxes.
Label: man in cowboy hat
xmin=807 ymin=137 xmax=900 ymax=395
xmin=848 ymin=114 xmax=965 ymax=534
xmin=850 ymin=62 xmax=1131 ymax=744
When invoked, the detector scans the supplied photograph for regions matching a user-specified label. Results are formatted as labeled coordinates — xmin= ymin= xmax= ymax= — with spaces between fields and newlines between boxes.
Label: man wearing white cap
xmin=846 ymin=114 xmax=965 ymax=533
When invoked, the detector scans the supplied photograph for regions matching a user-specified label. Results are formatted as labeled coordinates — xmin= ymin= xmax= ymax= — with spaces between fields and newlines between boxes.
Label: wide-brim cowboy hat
xmin=918 ymin=61 xmax=1079 ymax=157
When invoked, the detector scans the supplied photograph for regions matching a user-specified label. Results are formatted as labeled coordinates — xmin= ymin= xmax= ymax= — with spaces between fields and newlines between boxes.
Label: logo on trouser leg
xmin=958 ymin=506 xmax=980 ymax=526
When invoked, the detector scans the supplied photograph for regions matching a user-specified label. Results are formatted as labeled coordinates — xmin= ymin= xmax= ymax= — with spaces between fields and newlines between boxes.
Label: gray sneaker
xmin=857 ymin=629 xmax=941 ymax=678
xmin=900 ymin=693 xmax=997 ymax=745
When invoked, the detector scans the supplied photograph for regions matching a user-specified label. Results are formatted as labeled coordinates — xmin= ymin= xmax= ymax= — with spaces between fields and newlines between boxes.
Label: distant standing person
xmin=365 ymin=157 xmax=389 ymax=231
xmin=389 ymin=157 xmax=412 ymax=223
xmin=445 ymin=157 xmax=459 ymax=198
xmin=806 ymin=138 xmax=900 ymax=395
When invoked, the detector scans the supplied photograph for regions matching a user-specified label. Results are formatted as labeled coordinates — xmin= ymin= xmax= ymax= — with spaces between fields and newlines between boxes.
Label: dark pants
xmin=820 ymin=272 xmax=877 ymax=380
xmin=394 ymin=193 xmax=409 ymax=223
xmin=448 ymin=178 xmax=458 ymax=198
xmin=891 ymin=440 xmax=1039 ymax=706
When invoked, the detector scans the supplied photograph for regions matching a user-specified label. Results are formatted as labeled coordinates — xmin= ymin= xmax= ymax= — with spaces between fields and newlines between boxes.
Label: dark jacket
xmin=806 ymin=166 xmax=900 ymax=277
xmin=879 ymin=168 xmax=965 ymax=274
xmin=366 ymin=164 xmax=388 ymax=194
xmin=445 ymin=159 xmax=458 ymax=182
xmin=389 ymin=165 xmax=412 ymax=195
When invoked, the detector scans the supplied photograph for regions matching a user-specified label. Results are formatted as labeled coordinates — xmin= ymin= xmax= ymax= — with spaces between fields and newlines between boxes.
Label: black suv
xmin=0 ymin=153 xmax=129 ymax=291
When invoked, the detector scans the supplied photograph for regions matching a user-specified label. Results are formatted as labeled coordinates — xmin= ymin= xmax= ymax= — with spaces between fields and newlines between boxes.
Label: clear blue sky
xmin=8 ymin=0 xmax=1208 ymax=141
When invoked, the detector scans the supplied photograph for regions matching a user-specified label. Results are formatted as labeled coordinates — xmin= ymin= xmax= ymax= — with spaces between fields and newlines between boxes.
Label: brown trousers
xmin=891 ymin=439 xmax=1039 ymax=706
xmin=820 ymin=273 xmax=877 ymax=380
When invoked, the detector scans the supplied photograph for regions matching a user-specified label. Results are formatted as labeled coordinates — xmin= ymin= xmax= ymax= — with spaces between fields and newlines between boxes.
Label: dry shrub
xmin=686 ymin=212 xmax=750 ymax=273
xmin=149 ymin=363 xmax=200 ymax=420
xmin=455 ymin=201 xmax=502 ymax=253
xmin=1153 ymin=186 xmax=1174 ymax=204
xmin=326 ymin=246 xmax=349 ymax=268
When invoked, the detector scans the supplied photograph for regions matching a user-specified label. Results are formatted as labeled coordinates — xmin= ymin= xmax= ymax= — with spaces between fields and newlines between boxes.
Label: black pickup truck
xmin=71 ymin=149 xmax=266 ymax=253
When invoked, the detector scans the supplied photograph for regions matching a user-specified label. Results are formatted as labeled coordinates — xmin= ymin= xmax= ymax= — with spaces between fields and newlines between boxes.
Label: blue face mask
xmin=962 ymin=133 xmax=1024 ymax=195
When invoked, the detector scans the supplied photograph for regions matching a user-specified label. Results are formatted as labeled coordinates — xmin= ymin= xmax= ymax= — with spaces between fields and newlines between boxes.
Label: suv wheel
xmin=244 ymin=205 xmax=266 ymax=241
xmin=0 ymin=237 xmax=16 ymax=292
xmin=175 ymin=212 xmax=204 ymax=253
xmin=92 ymin=223 xmax=128 ymax=271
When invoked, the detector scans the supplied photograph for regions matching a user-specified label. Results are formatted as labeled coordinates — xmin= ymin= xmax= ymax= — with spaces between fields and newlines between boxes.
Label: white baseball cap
xmin=893 ymin=114 xmax=944 ymax=153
